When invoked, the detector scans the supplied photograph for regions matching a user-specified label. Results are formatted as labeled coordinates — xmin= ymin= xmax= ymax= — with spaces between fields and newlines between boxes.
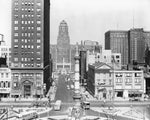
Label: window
xmin=14 ymin=27 xmax=18 ymax=30
xmin=36 ymin=73 xmax=41 ymax=77
xmin=125 ymin=73 xmax=132 ymax=77
xmin=37 ymin=21 xmax=41 ymax=24
xmin=37 ymin=33 xmax=41 ymax=36
xmin=14 ymin=21 xmax=18 ymax=24
xmin=14 ymin=39 xmax=18 ymax=42
xmin=135 ymin=78 xmax=141 ymax=83
xmin=37 ymin=58 xmax=41 ymax=61
xmin=14 ymin=14 xmax=19 ymax=18
xmin=14 ymin=45 xmax=18 ymax=48
xmin=37 ymin=2 xmax=41 ymax=6
xmin=37 ymin=64 xmax=41 ymax=67
xmin=31 ymin=58 xmax=34 ymax=61
xmin=116 ymin=73 xmax=123 ymax=77
xmin=8 ymin=82 xmax=10 ymax=87
xmin=125 ymin=78 xmax=132 ymax=83
xmin=14 ymin=2 xmax=19 ymax=5
xmin=31 ymin=45 xmax=34 ymax=49
xmin=14 ymin=33 xmax=19 ymax=37
xmin=37 ymin=9 xmax=41 ymax=12
xmin=135 ymin=73 xmax=141 ymax=77
xmin=109 ymin=79 xmax=111 ymax=85
xmin=1 ymin=73 xmax=4 ymax=78
xmin=14 ymin=57 xmax=18 ymax=62
xmin=25 ymin=39 xmax=27 ymax=43
xmin=28 ymin=33 xmax=31 ymax=37
xmin=116 ymin=55 xmax=119 ymax=58
xmin=14 ymin=8 xmax=19 ymax=11
xmin=37 ymin=15 xmax=41 ymax=18
xmin=37 ymin=45 xmax=40 ymax=49
xmin=37 ymin=27 xmax=41 ymax=31
xmin=37 ymin=51 xmax=40 ymax=55
xmin=37 ymin=39 xmax=41 ymax=43
xmin=116 ymin=78 xmax=122 ymax=83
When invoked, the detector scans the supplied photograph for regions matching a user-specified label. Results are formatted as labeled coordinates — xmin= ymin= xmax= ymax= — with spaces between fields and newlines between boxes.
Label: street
xmin=0 ymin=75 xmax=150 ymax=120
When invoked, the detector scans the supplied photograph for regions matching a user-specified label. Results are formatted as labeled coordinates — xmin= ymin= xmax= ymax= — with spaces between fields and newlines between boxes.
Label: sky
xmin=0 ymin=0 xmax=150 ymax=47
xmin=50 ymin=0 xmax=150 ymax=46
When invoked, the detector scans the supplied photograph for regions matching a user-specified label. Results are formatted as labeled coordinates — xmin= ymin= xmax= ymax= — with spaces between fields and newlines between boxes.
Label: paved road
xmin=55 ymin=75 xmax=74 ymax=103
xmin=1 ymin=75 xmax=150 ymax=120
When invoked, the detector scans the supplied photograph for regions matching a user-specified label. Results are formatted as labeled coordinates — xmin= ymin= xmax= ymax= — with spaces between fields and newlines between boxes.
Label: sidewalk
xmin=47 ymin=85 xmax=57 ymax=101
xmin=91 ymin=107 xmax=149 ymax=120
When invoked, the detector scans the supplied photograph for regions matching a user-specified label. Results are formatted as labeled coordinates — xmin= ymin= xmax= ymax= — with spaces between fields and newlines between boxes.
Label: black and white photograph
xmin=0 ymin=0 xmax=150 ymax=119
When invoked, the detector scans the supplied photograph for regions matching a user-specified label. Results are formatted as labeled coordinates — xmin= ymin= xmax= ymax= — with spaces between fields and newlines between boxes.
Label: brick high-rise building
xmin=128 ymin=28 xmax=145 ymax=63
xmin=105 ymin=28 xmax=150 ymax=66
xmin=11 ymin=0 xmax=50 ymax=97
xmin=105 ymin=30 xmax=128 ymax=66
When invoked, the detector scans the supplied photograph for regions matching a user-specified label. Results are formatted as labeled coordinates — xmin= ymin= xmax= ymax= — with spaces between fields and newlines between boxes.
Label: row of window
xmin=13 ymin=63 xmax=41 ymax=67
xmin=14 ymin=32 xmax=41 ymax=37
xmin=14 ymin=39 xmax=41 ymax=43
xmin=14 ymin=44 xmax=41 ymax=49
xmin=14 ymin=14 xmax=41 ymax=19
xmin=14 ymin=7 xmax=41 ymax=13
xmin=14 ymin=1 xmax=41 ymax=6
xmin=13 ymin=73 xmax=42 ymax=77
xmin=13 ymin=51 xmax=41 ymax=56
xmin=0 ymin=81 xmax=10 ymax=88
xmin=0 ymin=73 xmax=9 ymax=78
xmin=97 ymin=79 xmax=112 ymax=85
xmin=14 ymin=57 xmax=41 ymax=62
xmin=115 ymin=73 xmax=142 ymax=77
xmin=111 ymin=34 xmax=128 ymax=38
xmin=116 ymin=78 xmax=141 ymax=83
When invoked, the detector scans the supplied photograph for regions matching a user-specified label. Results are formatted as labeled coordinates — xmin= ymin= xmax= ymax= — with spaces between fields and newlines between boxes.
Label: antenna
xmin=117 ymin=22 xmax=119 ymax=30
xmin=132 ymin=9 xmax=134 ymax=28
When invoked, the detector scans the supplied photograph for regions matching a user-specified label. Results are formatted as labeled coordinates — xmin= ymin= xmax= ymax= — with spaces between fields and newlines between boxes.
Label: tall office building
xmin=55 ymin=20 xmax=71 ymax=74
xmin=128 ymin=28 xmax=145 ymax=63
xmin=11 ymin=0 xmax=50 ymax=97
xmin=105 ymin=28 xmax=150 ymax=65
xmin=105 ymin=30 xmax=128 ymax=65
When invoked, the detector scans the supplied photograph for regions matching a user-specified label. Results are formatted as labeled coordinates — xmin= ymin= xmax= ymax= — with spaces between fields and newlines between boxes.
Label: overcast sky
xmin=0 ymin=0 xmax=150 ymax=46
xmin=50 ymin=0 xmax=150 ymax=46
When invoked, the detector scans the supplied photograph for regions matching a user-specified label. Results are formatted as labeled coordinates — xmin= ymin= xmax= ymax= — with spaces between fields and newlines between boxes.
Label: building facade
xmin=128 ymin=28 xmax=145 ymax=63
xmin=87 ymin=62 xmax=113 ymax=101
xmin=50 ymin=20 xmax=76 ymax=74
xmin=79 ymin=50 xmax=87 ymax=85
xmin=0 ymin=67 xmax=11 ymax=98
xmin=105 ymin=28 xmax=150 ymax=65
xmin=0 ymin=41 xmax=11 ymax=67
xmin=105 ymin=30 xmax=128 ymax=65
xmin=11 ymin=0 xmax=50 ymax=97
xmin=113 ymin=70 xmax=145 ymax=99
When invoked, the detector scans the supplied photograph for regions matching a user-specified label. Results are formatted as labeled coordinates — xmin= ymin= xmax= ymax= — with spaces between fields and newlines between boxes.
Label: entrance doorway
xmin=24 ymin=85 xmax=31 ymax=97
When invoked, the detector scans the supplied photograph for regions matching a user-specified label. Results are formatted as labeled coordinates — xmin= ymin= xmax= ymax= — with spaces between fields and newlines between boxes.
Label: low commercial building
xmin=113 ymin=70 xmax=145 ymax=99
xmin=0 ymin=67 xmax=11 ymax=97
xmin=87 ymin=62 xmax=113 ymax=101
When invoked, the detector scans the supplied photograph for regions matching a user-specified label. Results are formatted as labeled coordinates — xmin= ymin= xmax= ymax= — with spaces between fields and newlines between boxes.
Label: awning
xmin=128 ymin=91 xmax=143 ymax=94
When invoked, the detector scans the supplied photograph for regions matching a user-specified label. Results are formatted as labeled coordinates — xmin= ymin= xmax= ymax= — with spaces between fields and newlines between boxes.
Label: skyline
xmin=0 ymin=0 xmax=150 ymax=46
